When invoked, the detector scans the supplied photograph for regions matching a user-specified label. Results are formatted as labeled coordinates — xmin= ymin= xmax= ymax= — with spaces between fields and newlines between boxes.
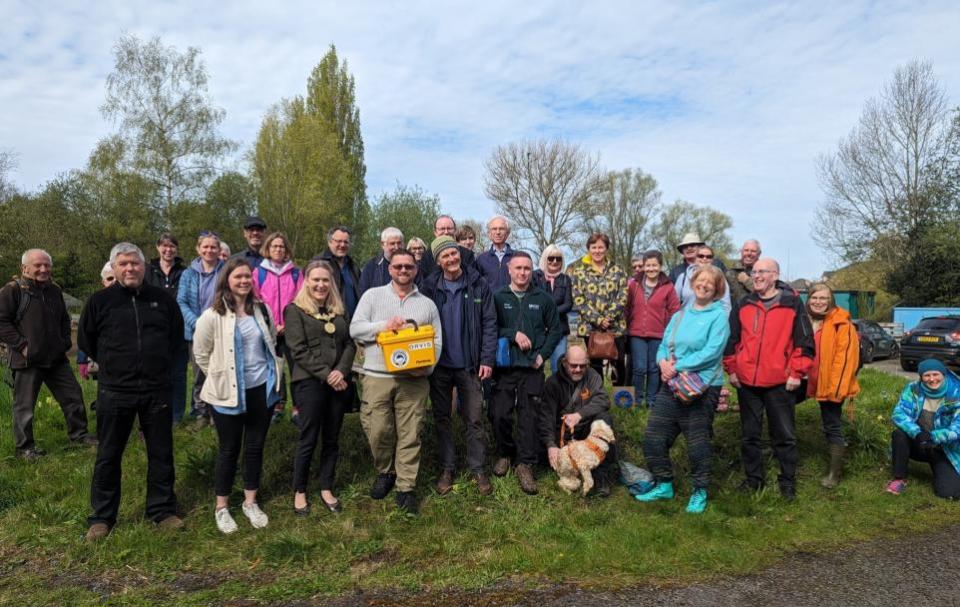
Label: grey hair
xmin=220 ymin=242 xmax=231 ymax=255
xmin=486 ymin=214 xmax=510 ymax=230
xmin=434 ymin=214 xmax=456 ymax=229
xmin=109 ymin=242 xmax=145 ymax=266
xmin=743 ymin=239 xmax=761 ymax=251
xmin=100 ymin=261 xmax=114 ymax=280
xmin=381 ymin=227 xmax=404 ymax=242
xmin=21 ymin=248 xmax=52 ymax=266
xmin=326 ymin=225 xmax=352 ymax=241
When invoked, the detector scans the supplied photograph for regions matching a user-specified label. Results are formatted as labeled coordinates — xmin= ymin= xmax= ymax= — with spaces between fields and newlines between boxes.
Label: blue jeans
xmin=549 ymin=337 xmax=568 ymax=374
xmin=630 ymin=337 xmax=661 ymax=404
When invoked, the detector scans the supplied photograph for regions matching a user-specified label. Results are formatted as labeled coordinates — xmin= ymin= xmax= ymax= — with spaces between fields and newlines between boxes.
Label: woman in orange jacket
xmin=805 ymin=283 xmax=860 ymax=488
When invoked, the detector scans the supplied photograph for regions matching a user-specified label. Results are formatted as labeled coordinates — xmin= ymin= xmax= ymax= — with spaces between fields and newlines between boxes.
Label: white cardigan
xmin=193 ymin=302 xmax=283 ymax=408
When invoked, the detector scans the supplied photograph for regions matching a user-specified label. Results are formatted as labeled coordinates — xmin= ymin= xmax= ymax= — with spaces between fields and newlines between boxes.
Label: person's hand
xmin=659 ymin=358 xmax=677 ymax=380
xmin=785 ymin=376 xmax=801 ymax=391
xmin=326 ymin=370 xmax=344 ymax=387
xmin=548 ymin=446 xmax=561 ymax=470
xmin=333 ymin=378 xmax=349 ymax=391
xmin=599 ymin=318 xmax=611 ymax=330
xmin=478 ymin=365 xmax=492 ymax=380
xmin=276 ymin=325 xmax=285 ymax=336
xmin=385 ymin=316 xmax=407 ymax=331
xmin=78 ymin=363 xmax=89 ymax=380
xmin=514 ymin=331 xmax=532 ymax=351
xmin=728 ymin=373 xmax=741 ymax=388
xmin=737 ymin=271 xmax=751 ymax=286
xmin=563 ymin=412 xmax=582 ymax=430
xmin=533 ymin=354 xmax=544 ymax=369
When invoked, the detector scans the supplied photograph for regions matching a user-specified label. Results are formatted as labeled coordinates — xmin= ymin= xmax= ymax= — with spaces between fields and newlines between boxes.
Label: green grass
xmin=0 ymin=368 xmax=952 ymax=606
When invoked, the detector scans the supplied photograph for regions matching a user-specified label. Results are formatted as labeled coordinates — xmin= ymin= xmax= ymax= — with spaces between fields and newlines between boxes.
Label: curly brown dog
xmin=555 ymin=419 xmax=616 ymax=496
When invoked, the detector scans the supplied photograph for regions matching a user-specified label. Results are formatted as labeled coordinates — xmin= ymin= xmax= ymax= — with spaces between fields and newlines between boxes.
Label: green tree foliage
xmin=170 ymin=171 xmax=257 ymax=255
xmin=0 ymin=149 xmax=17 ymax=203
xmin=648 ymin=200 xmax=735 ymax=268
xmin=253 ymin=45 xmax=370 ymax=261
xmin=367 ymin=184 xmax=440 ymax=253
xmin=887 ymin=221 xmax=960 ymax=306
xmin=581 ymin=168 xmax=661 ymax=271
xmin=101 ymin=34 xmax=236 ymax=225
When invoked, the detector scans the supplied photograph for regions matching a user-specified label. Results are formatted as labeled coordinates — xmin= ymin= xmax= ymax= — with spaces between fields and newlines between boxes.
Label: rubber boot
xmin=821 ymin=443 xmax=845 ymax=489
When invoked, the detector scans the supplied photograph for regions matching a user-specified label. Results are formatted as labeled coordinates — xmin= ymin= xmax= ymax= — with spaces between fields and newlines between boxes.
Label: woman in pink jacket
xmin=253 ymin=232 xmax=304 ymax=423
xmin=627 ymin=250 xmax=681 ymax=407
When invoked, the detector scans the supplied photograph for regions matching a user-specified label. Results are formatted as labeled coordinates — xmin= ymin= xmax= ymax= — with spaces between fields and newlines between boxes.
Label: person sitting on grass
xmin=887 ymin=358 xmax=960 ymax=499
xmin=541 ymin=345 xmax=618 ymax=497
xmin=636 ymin=265 xmax=730 ymax=514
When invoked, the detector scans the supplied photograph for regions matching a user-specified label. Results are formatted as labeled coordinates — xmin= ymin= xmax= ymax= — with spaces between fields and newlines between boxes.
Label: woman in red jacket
xmin=626 ymin=250 xmax=681 ymax=407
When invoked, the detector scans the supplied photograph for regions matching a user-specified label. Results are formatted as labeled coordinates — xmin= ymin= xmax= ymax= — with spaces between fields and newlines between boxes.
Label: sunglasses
xmin=697 ymin=254 xmax=714 ymax=259
xmin=567 ymin=363 xmax=588 ymax=369
xmin=547 ymin=256 xmax=563 ymax=262
xmin=391 ymin=264 xmax=416 ymax=271
xmin=104 ymin=276 xmax=116 ymax=282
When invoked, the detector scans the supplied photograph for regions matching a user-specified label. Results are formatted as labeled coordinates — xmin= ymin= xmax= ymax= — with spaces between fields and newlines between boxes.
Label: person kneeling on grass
xmin=541 ymin=345 xmax=619 ymax=497
xmin=636 ymin=265 xmax=730 ymax=514
xmin=887 ymin=359 xmax=960 ymax=499
xmin=194 ymin=259 xmax=284 ymax=534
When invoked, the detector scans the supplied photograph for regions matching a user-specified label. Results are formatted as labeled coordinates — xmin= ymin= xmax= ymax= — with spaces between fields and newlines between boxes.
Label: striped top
xmin=349 ymin=283 xmax=442 ymax=378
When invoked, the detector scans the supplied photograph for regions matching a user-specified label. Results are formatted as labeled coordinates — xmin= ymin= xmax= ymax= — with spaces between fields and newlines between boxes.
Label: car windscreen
xmin=914 ymin=318 xmax=960 ymax=332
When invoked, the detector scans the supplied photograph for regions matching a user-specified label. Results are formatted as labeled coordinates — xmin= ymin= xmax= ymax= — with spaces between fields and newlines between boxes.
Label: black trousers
xmin=430 ymin=366 xmax=487 ymax=474
xmin=12 ymin=359 xmax=90 ymax=450
xmin=89 ymin=388 xmax=176 ymax=527
xmin=212 ymin=385 xmax=271 ymax=496
xmin=643 ymin=386 xmax=717 ymax=489
xmin=291 ymin=377 xmax=348 ymax=493
xmin=738 ymin=383 xmax=798 ymax=488
xmin=491 ymin=367 xmax=543 ymax=466
xmin=819 ymin=400 xmax=846 ymax=446
xmin=891 ymin=428 xmax=960 ymax=499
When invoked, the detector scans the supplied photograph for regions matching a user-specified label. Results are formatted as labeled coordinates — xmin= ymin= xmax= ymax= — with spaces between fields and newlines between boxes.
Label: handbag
xmin=665 ymin=310 xmax=708 ymax=403
xmin=587 ymin=331 xmax=618 ymax=360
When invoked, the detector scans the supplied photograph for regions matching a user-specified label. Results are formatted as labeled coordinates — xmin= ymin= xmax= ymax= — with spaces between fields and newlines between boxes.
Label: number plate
xmin=917 ymin=336 xmax=940 ymax=343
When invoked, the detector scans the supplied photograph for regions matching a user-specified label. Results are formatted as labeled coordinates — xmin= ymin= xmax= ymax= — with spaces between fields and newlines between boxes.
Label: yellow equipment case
xmin=376 ymin=320 xmax=436 ymax=372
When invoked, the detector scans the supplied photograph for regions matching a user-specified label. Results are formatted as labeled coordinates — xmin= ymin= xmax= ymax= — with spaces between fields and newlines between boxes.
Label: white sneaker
xmin=215 ymin=507 xmax=238 ymax=534
xmin=242 ymin=502 xmax=269 ymax=529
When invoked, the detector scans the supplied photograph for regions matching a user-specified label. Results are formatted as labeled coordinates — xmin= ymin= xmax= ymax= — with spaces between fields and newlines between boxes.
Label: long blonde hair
xmin=292 ymin=260 xmax=346 ymax=316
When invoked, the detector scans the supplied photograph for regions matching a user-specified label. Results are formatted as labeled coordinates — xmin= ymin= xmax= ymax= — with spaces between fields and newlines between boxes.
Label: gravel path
xmin=317 ymin=524 xmax=960 ymax=607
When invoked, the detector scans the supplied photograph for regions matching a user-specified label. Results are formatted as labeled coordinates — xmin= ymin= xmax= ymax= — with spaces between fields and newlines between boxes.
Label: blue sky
xmin=2 ymin=0 xmax=959 ymax=278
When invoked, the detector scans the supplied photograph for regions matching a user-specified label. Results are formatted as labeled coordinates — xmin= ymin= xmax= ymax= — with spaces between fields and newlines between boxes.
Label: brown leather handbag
xmin=587 ymin=331 xmax=618 ymax=360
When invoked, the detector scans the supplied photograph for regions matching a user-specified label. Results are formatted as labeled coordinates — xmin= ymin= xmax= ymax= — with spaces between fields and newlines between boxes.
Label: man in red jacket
xmin=724 ymin=258 xmax=814 ymax=500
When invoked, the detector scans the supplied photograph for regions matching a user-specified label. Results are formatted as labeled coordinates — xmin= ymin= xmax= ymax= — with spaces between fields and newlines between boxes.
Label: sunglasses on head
xmin=198 ymin=230 xmax=220 ymax=238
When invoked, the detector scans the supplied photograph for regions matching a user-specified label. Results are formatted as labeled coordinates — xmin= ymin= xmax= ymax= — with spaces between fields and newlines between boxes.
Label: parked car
xmin=852 ymin=319 xmax=900 ymax=364
xmin=898 ymin=315 xmax=960 ymax=371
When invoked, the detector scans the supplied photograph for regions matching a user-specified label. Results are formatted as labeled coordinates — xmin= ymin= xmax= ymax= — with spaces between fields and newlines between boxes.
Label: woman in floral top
xmin=570 ymin=233 xmax=629 ymax=384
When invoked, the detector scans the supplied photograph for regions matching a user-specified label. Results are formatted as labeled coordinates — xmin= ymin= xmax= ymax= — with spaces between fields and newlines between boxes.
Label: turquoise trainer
xmin=634 ymin=481 xmax=674 ymax=502
xmin=685 ymin=488 xmax=708 ymax=514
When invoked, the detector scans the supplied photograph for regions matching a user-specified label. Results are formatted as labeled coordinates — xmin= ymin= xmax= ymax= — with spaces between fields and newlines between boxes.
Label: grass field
xmin=0 ymin=367 xmax=953 ymax=606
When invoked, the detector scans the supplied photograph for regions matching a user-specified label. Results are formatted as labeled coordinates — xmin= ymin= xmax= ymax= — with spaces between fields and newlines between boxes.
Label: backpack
xmin=1 ymin=279 xmax=33 ymax=386
xmin=257 ymin=266 xmax=300 ymax=289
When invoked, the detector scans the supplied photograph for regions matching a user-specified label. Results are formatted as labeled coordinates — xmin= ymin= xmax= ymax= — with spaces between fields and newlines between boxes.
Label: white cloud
xmin=2 ymin=0 xmax=959 ymax=278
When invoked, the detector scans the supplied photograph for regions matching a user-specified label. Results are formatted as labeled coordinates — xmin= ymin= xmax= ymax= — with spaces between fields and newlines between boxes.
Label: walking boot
xmin=821 ymin=443 xmax=845 ymax=489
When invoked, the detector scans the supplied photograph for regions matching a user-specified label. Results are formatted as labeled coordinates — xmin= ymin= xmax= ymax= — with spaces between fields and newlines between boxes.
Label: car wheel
xmin=901 ymin=358 xmax=917 ymax=372
xmin=861 ymin=342 xmax=875 ymax=365
xmin=890 ymin=342 xmax=900 ymax=359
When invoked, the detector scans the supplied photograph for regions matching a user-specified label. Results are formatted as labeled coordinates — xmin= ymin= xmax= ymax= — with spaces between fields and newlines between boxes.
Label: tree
xmin=367 ymin=184 xmax=440 ymax=252
xmin=648 ymin=200 xmax=734 ymax=268
xmin=101 ymin=34 xmax=236 ymax=225
xmin=252 ymin=98 xmax=354 ymax=259
xmin=0 ymin=149 xmax=16 ymax=202
xmin=814 ymin=60 xmax=953 ymax=267
xmin=459 ymin=218 xmax=489 ymax=252
xmin=252 ymin=46 xmax=371 ymax=260
xmin=171 ymin=172 xmax=257 ymax=255
xmin=886 ymin=221 xmax=960 ymax=307
xmin=581 ymin=168 xmax=661 ymax=271
xmin=484 ymin=139 xmax=603 ymax=254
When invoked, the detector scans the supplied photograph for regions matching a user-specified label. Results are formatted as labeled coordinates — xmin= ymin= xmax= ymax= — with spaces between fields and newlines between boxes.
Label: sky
xmin=2 ymin=0 xmax=959 ymax=279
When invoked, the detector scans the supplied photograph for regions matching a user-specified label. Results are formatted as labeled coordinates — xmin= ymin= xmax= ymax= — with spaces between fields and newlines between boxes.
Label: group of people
xmin=1 ymin=214 xmax=958 ymax=541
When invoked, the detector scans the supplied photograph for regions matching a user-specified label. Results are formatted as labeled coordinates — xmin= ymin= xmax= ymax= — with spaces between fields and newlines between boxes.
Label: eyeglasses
xmin=409 ymin=246 xmax=424 ymax=252
xmin=330 ymin=239 xmax=350 ymax=246
xmin=547 ymin=256 xmax=563 ymax=262
xmin=567 ymin=363 xmax=588 ymax=369
xmin=753 ymin=269 xmax=777 ymax=275
xmin=697 ymin=254 xmax=714 ymax=259
xmin=391 ymin=264 xmax=416 ymax=271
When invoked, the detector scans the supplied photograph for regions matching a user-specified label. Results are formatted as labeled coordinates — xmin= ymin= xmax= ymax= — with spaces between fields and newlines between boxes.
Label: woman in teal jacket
xmin=637 ymin=265 xmax=730 ymax=514
xmin=888 ymin=358 xmax=960 ymax=499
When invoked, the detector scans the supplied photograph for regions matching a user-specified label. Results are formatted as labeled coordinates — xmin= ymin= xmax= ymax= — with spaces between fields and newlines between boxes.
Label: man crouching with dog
xmin=540 ymin=345 xmax=618 ymax=497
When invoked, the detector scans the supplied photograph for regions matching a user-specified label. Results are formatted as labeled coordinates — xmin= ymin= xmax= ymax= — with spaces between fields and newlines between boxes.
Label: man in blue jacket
xmin=359 ymin=227 xmax=404 ymax=296
xmin=421 ymin=236 xmax=498 ymax=496
xmin=476 ymin=215 xmax=515 ymax=291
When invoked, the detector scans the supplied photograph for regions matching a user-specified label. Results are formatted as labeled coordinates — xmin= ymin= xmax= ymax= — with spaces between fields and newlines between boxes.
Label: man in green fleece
xmin=491 ymin=252 xmax=562 ymax=494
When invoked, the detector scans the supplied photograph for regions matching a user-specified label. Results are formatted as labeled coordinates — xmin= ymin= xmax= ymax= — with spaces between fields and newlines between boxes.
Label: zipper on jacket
xmin=752 ymin=304 xmax=766 ymax=386
xmin=132 ymin=294 xmax=143 ymax=389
